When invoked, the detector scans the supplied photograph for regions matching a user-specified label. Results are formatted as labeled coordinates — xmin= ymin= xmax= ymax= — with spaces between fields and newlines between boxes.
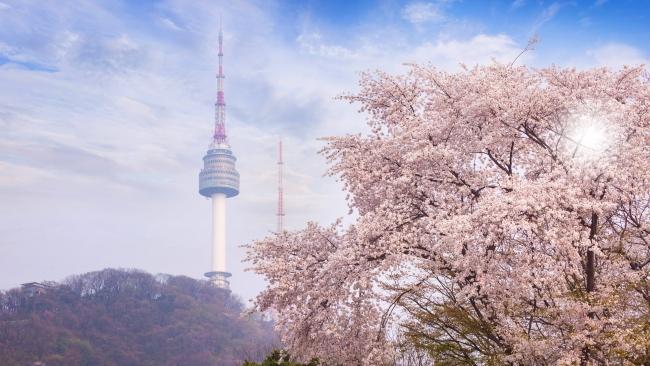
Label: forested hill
xmin=0 ymin=269 xmax=278 ymax=366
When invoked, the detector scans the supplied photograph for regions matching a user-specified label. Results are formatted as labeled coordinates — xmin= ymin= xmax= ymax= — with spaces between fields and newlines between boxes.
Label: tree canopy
xmin=243 ymin=349 xmax=319 ymax=366
xmin=0 ymin=268 xmax=278 ymax=366
xmin=247 ymin=64 xmax=650 ymax=365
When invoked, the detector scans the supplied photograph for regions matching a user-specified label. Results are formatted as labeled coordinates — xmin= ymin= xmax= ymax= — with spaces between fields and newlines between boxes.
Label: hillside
xmin=0 ymin=269 xmax=278 ymax=366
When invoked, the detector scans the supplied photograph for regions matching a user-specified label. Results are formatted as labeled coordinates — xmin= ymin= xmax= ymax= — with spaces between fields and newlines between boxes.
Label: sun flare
xmin=567 ymin=112 xmax=613 ymax=160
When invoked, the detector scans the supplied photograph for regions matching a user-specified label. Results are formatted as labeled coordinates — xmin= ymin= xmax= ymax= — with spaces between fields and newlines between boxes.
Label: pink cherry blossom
xmin=246 ymin=64 xmax=650 ymax=365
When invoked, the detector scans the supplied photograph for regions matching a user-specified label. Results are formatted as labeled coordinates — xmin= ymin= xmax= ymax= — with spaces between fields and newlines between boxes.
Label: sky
xmin=1 ymin=0 xmax=648 ymax=303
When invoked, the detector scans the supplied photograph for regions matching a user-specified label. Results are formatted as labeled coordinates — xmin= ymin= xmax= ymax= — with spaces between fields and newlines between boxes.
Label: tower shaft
xmin=209 ymin=193 xmax=228 ymax=288
xmin=212 ymin=193 xmax=226 ymax=271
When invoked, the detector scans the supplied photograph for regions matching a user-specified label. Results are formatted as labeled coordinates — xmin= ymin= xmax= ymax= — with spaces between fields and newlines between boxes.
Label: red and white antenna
xmin=277 ymin=137 xmax=285 ymax=232
xmin=213 ymin=22 xmax=227 ymax=144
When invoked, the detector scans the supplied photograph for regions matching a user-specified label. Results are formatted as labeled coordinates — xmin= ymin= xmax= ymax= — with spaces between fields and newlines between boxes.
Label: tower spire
xmin=213 ymin=22 xmax=227 ymax=144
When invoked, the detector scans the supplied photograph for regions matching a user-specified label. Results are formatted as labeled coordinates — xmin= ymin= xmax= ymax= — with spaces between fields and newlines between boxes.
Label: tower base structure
xmin=204 ymin=271 xmax=232 ymax=289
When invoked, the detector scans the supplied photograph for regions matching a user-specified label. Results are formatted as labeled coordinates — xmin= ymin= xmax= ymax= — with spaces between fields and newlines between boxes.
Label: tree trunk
xmin=581 ymin=213 xmax=599 ymax=365
xmin=586 ymin=250 xmax=595 ymax=292
xmin=586 ymin=212 xmax=598 ymax=292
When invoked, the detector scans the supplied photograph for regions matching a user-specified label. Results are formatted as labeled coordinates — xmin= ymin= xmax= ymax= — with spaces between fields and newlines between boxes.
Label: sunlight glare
xmin=567 ymin=113 xmax=611 ymax=161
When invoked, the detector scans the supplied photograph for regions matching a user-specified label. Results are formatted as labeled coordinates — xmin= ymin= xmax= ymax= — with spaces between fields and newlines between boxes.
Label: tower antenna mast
xmin=213 ymin=21 xmax=227 ymax=143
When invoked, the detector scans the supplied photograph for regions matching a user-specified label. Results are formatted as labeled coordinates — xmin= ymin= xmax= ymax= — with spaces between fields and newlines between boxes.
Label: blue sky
xmin=1 ymin=0 xmax=648 ymax=302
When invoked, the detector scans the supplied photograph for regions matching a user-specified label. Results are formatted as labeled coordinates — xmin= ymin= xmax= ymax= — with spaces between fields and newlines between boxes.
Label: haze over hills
xmin=0 ymin=268 xmax=279 ymax=366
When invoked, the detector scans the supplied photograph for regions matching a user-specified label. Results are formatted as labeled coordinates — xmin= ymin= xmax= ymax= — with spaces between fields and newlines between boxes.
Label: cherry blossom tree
xmin=246 ymin=63 xmax=650 ymax=365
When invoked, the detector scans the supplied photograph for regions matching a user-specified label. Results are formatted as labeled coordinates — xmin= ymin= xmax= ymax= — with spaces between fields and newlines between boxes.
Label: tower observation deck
xmin=198 ymin=24 xmax=239 ymax=289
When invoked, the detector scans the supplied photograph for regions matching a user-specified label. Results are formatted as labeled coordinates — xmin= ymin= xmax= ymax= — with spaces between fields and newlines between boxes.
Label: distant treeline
xmin=0 ymin=268 xmax=279 ymax=366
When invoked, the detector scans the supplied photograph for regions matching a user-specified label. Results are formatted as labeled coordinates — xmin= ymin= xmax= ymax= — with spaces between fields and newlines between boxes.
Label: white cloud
xmin=402 ymin=1 xmax=447 ymax=24
xmin=296 ymin=32 xmax=359 ymax=59
xmin=587 ymin=43 xmax=647 ymax=68
xmin=407 ymin=34 xmax=524 ymax=69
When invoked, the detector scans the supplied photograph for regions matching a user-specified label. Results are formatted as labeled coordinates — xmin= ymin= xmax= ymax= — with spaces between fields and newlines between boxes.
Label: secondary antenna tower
xmin=277 ymin=138 xmax=285 ymax=232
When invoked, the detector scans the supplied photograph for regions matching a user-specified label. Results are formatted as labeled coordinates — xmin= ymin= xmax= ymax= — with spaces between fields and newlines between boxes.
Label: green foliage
xmin=0 ymin=268 xmax=279 ymax=366
xmin=401 ymin=302 xmax=504 ymax=365
xmin=243 ymin=349 xmax=319 ymax=366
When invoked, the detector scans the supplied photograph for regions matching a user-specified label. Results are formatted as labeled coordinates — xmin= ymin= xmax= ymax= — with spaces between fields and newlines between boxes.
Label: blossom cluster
xmin=247 ymin=64 xmax=650 ymax=365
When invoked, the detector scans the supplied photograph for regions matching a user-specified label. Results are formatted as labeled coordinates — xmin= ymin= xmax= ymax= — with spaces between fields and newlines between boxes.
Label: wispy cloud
xmin=159 ymin=17 xmax=184 ymax=32
xmin=407 ymin=34 xmax=524 ymax=68
xmin=296 ymin=32 xmax=360 ymax=59
xmin=402 ymin=1 xmax=449 ymax=25
xmin=532 ymin=2 xmax=565 ymax=32
xmin=587 ymin=43 xmax=648 ymax=68
xmin=0 ymin=54 xmax=58 ymax=72
xmin=511 ymin=0 xmax=526 ymax=9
